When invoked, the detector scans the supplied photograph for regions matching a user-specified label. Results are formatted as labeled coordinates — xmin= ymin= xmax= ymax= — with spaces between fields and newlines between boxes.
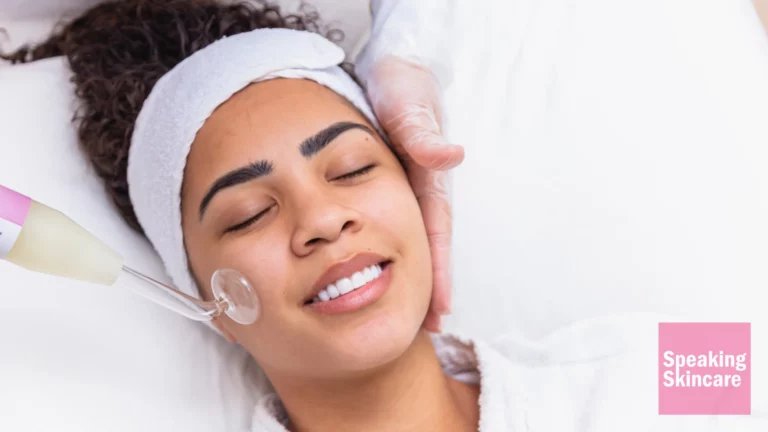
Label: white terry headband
xmin=127 ymin=28 xmax=384 ymax=300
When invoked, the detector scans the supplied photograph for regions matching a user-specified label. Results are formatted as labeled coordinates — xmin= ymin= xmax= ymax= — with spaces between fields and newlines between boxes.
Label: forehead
xmin=194 ymin=78 xmax=369 ymax=157
xmin=185 ymin=79 xmax=372 ymax=189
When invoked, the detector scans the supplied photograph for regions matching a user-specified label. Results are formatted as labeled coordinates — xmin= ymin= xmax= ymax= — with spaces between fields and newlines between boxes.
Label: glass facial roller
xmin=0 ymin=184 xmax=260 ymax=324
xmin=119 ymin=267 xmax=260 ymax=324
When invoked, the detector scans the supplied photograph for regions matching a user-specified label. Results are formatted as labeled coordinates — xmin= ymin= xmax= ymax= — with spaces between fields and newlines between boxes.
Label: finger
xmin=422 ymin=308 xmax=442 ymax=333
xmin=385 ymin=102 xmax=465 ymax=171
xmin=427 ymin=229 xmax=452 ymax=315
xmin=411 ymin=169 xmax=453 ymax=316
xmin=406 ymin=138 xmax=464 ymax=171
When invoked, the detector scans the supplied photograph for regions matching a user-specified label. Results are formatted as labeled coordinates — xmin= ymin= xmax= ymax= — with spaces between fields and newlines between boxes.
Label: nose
xmin=290 ymin=190 xmax=363 ymax=257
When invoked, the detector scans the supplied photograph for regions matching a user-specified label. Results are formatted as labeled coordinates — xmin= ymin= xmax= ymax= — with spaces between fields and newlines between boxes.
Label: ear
xmin=212 ymin=318 xmax=238 ymax=343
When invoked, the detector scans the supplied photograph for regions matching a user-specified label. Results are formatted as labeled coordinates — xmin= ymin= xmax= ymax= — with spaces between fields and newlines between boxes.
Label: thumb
xmin=386 ymin=102 xmax=465 ymax=171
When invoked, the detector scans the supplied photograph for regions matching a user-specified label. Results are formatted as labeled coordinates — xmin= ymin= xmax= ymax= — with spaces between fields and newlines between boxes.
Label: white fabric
xmin=250 ymin=315 xmax=768 ymax=431
xmin=128 ymin=28 xmax=384 ymax=302
xmin=435 ymin=0 xmax=768 ymax=343
xmin=0 ymin=57 xmax=269 ymax=431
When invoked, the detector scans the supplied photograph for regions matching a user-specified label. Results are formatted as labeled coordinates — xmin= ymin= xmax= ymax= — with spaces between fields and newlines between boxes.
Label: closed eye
xmin=225 ymin=205 xmax=274 ymax=233
xmin=332 ymin=164 xmax=376 ymax=181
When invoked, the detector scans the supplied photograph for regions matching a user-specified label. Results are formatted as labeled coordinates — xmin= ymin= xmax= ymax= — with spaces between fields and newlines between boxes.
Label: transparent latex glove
xmin=366 ymin=57 xmax=463 ymax=333
xmin=357 ymin=0 xmax=462 ymax=332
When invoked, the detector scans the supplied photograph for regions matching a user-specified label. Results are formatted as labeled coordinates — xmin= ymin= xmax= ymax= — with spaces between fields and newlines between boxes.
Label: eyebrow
xmin=300 ymin=121 xmax=375 ymax=158
xmin=198 ymin=160 xmax=273 ymax=220
xmin=198 ymin=121 xmax=375 ymax=220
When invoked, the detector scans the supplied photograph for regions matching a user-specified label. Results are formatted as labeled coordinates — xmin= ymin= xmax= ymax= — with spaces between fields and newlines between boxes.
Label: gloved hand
xmin=356 ymin=0 xmax=462 ymax=332
xmin=365 ymin=57 xmax=463 ymax=332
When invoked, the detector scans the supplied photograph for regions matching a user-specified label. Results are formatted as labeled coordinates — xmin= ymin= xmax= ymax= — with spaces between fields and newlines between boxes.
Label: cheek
xmin=183 ymin=220 xmax=293 ymax=315
xmin=215 ymin=233 xmax=292 ymax=313
xmin=213 ymin=234 xmax=306 ymax=361
xmin=361 ymin=176 xmax=433 ymax=294
xmin=364 ymin=176 xmax=429 ymax=250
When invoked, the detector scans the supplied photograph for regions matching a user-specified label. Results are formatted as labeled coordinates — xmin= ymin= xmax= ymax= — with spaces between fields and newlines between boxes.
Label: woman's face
xmin=181 ymin=79 xmax=433 ymax=380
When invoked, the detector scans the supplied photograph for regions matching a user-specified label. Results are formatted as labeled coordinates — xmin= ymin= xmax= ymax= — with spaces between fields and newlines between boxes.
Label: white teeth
xmin=363 ymin=267 xmax=374 ymax=282
xmin=337 ymin=278 xmax=354 ymax=295
xmin=311 ymin=263 xmax=385 ymax=304
xmin=351 ymin=272 xmax=366 ymax=288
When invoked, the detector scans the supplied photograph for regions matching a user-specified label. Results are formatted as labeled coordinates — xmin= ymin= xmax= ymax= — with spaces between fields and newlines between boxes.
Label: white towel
xmin=127 ymin=28 xmax=383 ymax=303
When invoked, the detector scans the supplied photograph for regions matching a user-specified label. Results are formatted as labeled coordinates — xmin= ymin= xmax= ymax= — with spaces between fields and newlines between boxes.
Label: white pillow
xmin=0 ymin=54 xmax=266 ymax=432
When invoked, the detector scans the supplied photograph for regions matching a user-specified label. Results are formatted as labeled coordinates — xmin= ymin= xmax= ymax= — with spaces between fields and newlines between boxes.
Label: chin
xmin=327 ymin=314 xmax=422 ymax=372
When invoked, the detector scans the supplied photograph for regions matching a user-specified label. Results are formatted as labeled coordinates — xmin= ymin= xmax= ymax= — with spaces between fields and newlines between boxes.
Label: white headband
xmin=127 ymin=28 xmax=383 ymax=301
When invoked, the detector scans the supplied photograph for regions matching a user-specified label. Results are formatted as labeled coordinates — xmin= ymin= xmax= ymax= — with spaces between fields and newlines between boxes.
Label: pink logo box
xmin=658 ymin=322 xmax=750 ymax=415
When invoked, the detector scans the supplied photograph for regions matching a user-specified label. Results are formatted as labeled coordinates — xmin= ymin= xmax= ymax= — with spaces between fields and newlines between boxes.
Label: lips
xmin=305 ymin=252 xmax=390 ymax=306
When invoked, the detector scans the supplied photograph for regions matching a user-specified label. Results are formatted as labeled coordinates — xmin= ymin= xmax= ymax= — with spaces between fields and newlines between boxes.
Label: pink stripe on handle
xmin=0 ymin=184 xmax=32 ymax=226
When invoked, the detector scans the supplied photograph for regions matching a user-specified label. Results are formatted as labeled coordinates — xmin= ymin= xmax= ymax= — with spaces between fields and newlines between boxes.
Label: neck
xmin=268 ymin=330 xmax=478 ymax=432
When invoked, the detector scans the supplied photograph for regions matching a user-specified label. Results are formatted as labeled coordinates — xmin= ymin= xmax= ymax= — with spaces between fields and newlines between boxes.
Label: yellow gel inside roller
xmin=6 ymin=201 xmax=124 ymax=286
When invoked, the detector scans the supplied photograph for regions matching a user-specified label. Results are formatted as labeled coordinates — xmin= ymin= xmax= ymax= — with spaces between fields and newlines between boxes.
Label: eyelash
xmin=333 ymin=164 xmax=376 ymax=181
xmin=225 ymin=206 xmax=273 ymax=233
xmin=225 ymin=165 xmax=377 ymax=233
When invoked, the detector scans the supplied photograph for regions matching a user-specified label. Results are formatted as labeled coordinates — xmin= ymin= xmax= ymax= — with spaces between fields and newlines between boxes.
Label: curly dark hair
xmin=1 ymin=0 xmax=340 ymax=234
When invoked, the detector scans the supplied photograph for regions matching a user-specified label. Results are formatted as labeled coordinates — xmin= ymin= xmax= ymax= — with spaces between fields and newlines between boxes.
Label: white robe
xmin=250 ymin=315 xmax=767 ymax=431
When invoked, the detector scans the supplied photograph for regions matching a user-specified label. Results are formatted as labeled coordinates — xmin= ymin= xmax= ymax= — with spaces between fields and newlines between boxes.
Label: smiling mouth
xmin=304 ymin=261 xmax=391 ymax=306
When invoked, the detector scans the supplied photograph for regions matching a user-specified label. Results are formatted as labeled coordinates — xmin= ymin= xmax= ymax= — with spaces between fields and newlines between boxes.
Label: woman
xmin=3 ymin=0 xmax=460 ymax=336
xmin=3 ymin=1 xmax=760 ymax=431
xmin=4 ymin=1 xmax=482 ymax=430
